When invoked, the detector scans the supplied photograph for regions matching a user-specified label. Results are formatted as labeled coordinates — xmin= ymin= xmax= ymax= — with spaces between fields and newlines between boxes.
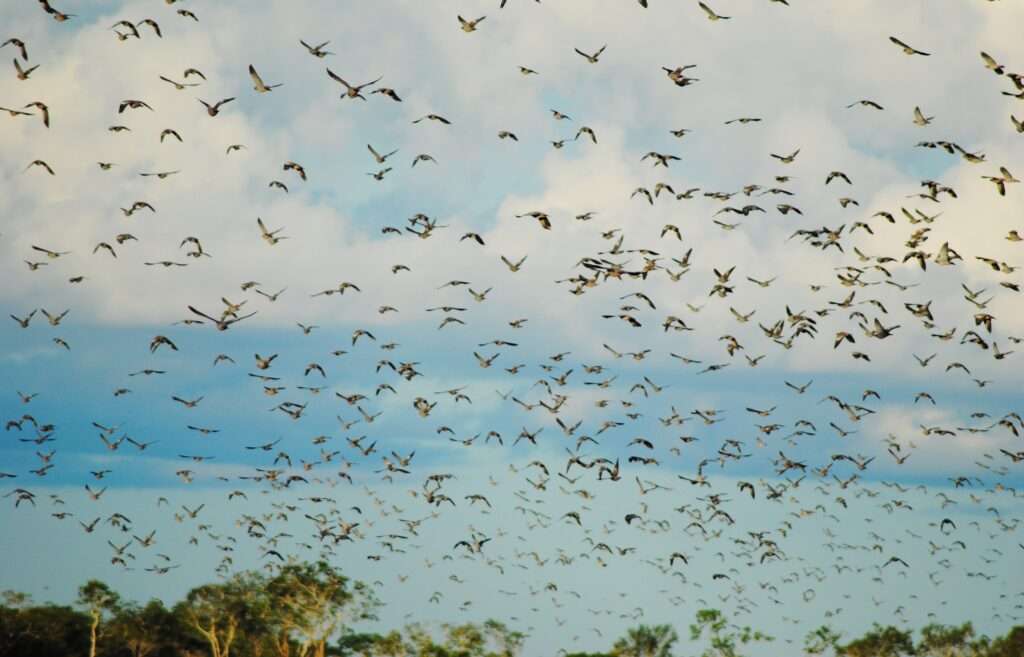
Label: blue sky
xmin=2 ymin=0 xmax=1024 ymax=654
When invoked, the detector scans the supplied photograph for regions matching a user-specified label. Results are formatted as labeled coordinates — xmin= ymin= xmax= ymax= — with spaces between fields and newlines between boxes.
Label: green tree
xmin=366 ymin=629 xmax=411 ymax=657
xmin=688 ymin=609 xmax=772 ymax=657
xmin=838 ymin=624 xmax=914 ymax=657
xmin=804 ymin=625 xmax=842 ymax=656
xmin=377 ymin=621 xmax=523 ymax=657
xmin=267 ymin=560 xmax=380 ymax=657
xmin=612 ymin=624 xmax=678 ymax=657
xmin=0 ymin=603 xmax=90 ymax=657
xmin=110 ymin=598 xmax=183 ymax=657
xmin=77 ymin=580 xmax=120 ymax=657
xmin=916 ymin=622 xmax=984 ymax=657
xmin=178 ymin=571 xmax=268 ymax=657
xmin=481 ymin=619 xmax=524 ymax=657
xmin=336 ymin=630 xmax=385 ymax=656
xmin=986 ymin=626 xmax=1024 ymax=657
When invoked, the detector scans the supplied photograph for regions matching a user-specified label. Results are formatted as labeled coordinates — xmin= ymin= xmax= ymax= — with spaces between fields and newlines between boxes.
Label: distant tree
xmin=916 ymin=622 xmax=984 ymax=657
xmin=804 ymin=625 xmax=842 ymax=656
xmin=365 ymin=629 xmax=411 ymax=657
xmin=77 ymin=580 xmax=120 ymax=657
xmin=481 ymin=619 xmax=525 ymax=657
xmin=0 ymin=603 xmax=89 ymax=657
xmin=986 ymin=626 xmax=1024 ymax=657
xmin=8 ymin=572 xmax=1024 ymax=657
xmin=688 ymin=609 xmax=772 ymax=657
xmin=0 ymin=591 xmax=31 ymax=609
xmin=109 ymin=598 xmax=183 ymax=657
xmin=267 ymin=560 xmax=380 ymax=657
xmin=838 ymin=624 xmax=914 ymax=657
xmin=391 ymin=624 xmax=447 ymax=656
xmin=383 ymin=621 xmax=523 ymax=657
xmin=178 ymin=571 xmax=268 ymax=657
xmin=334 ymin=630 xmax=385 ymax=656
xmin=0 ymin=591 xmax=31 ymax=656
xmin=443 ymin=622 xmax=488 ymax=656
xmin=611 ymin=624 xmax=678 ymax=657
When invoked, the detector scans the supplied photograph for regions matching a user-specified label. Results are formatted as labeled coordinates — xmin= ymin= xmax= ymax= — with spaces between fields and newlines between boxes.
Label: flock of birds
xmin=3 ymin=0 xmax=1024 ymax=651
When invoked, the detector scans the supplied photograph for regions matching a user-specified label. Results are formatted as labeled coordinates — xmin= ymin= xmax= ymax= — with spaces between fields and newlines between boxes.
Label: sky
xmin=1 ymin=0 xmax=1024 ymax=654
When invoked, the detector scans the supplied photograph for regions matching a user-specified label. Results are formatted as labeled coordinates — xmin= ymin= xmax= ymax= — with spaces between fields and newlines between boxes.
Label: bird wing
xmin=248 ymin=64 xmax=265 ymax=87
xmin=326 ymin=68 xmax=350 ymax=88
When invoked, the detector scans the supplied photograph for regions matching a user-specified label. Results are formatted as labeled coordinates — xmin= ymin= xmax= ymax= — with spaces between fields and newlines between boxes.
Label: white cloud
xmin=3 ymin=1 xmax=1024 ymax=653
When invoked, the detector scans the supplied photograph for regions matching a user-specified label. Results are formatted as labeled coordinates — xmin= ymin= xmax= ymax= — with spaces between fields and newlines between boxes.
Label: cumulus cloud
xmin=3 ymin=1 xmax=1024 ymax=654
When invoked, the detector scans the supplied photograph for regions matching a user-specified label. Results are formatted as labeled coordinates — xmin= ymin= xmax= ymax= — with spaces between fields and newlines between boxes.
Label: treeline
xmin=0 ymin=562 xmax=1021 ymax=657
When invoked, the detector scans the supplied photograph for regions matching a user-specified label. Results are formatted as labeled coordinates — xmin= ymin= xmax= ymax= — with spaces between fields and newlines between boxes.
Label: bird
xmin=24 ymin=160 xmax=54 ymax=175
xmin=912 ymin=106 xmax=934 ymax=126
xmin=199 ymin=97 xmax=234 ymax=116
xmin=770 ymin=149 xmax=800 ymax=164
xmin=299 ymin=39 xmax=333 ymax=58
xmin=889 ymin=36 xmax=930 ymax=56
xmin=187 ymin=306 xmax=257 ymax=331
xmin=368 ymin=145 xmax=398 ymax=164
xmin=159 ymin=75 xmax=200 ymax=90
xmin=412 ymin=114 xmax=451 ymax=125
xmin=698 ymin=1 xmax=730 ymax=20
xmin=248 ymin=64 xmax=282 ymax=92
xmin=574 ymin=45 xmax=606 ymax=64
xmin=12 ymin=58 xmax=39 ymax=80
xmin=457 ymin=15 xmax=486 ymax=32
xmin=23 ymin=101 xmax=49 ymax=126
xmin=0 ymin=4 xmax=1020 ymax=650
xmin=314 ymin=72 xmax=370 ymax=103
xmin=980 ymin=51 xmax=1004 ymax=75
xmin=1 ymin=38 xmax=28 ymax=61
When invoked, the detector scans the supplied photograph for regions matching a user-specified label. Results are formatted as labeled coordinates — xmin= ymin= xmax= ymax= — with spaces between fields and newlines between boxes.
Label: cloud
xmin=3 ymin=1 xmax=1024 ymax=654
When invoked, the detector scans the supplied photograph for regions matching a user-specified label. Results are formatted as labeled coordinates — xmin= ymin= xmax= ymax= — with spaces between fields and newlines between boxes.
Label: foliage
xmin=916 ymin=623 xmax=986 ymax=657
xmin=837 ymin=624 xmax=915 ymax=657
xmin=688 ymin=609 xmax=772 ymax=657
xmin=108 ymin=599 xmax=189 ymax=657
xmin=984 ymin=627 xmax=1024 ymax=657
xmin=804 ymin=625 xmax=842 ymax=656
xmin=267 ymin=560 xmax=380 ymax=657
xmin=176 ymin=571 xmax=270 ymax=657
xmin=0 ymin=576 xmax=1022 ymax=657
xmin=0 ymin=602 xmax=90 ymax=657
xmin=78 ymin=580 xmax=121 ymax=657
xmin=611 ymin=623 xmax=678 ymax=657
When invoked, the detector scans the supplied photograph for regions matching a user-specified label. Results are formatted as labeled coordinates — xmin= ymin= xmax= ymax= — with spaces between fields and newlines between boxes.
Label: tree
xmin=110 ymin=598 xmax=184 ymax=657
xmin=178 ymin=571 xmax=268 ymax=657
xmin=688 ymin=609 xmax=772 ymax=657
xmin=77 ymin=580 xmax=120 ymax=657
xmin=267 ymin=560 xmax=380 ymax=657
xmin=365 ymin=629 xmax=411 ymax=657
xmin=612 ymin=624 xmax=678 ymax=657
xmin=804 ymin=625 xmax=842 ymax=656
xmin=986 ymin=626 xmax=1024 ymax=657
xmin=335 ymin=630 xmax=385 ymax=657
xmin=838 ymin=624 xmax=914 ymax=657
xmin=374 ymin=621 xmax=523 ymax=657
xmin=916 ymin=623 xmax=984 ymax=657
xmin=481 ymin=619 xmax=524 ymax=657
xmin=0 ymin=602 xmax=89 ymax=657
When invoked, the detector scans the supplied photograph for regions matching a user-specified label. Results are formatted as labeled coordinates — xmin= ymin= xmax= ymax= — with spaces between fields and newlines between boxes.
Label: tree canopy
xmin=1 ymin=574 xmax=1022 ymax=657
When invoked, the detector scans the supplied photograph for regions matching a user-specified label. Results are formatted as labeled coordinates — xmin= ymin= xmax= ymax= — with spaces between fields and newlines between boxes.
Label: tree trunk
xmin=89 ymin=610 xmax=100 ymax=657
xmin=221 ymin=617 xmax=236 ymax=657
